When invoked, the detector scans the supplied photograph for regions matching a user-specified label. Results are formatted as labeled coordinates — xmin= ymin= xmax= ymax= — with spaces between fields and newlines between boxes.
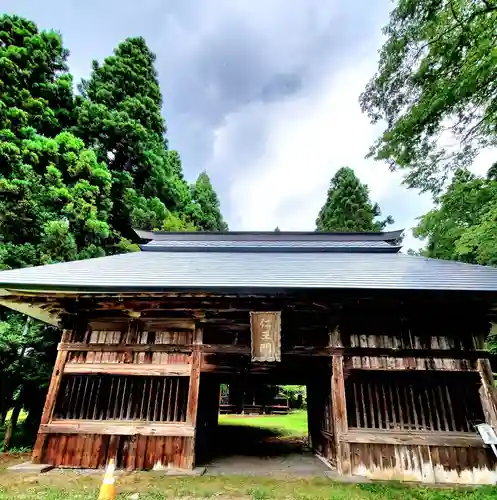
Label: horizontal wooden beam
xmin=40 ymin=420 xmax=194 ymax=437
xmin=59 ymin=343 xmax=250 ymax=354
xmin=89 ymin=318 xmax=196 ymax=331
xmin=64 ymin=363 xmax=191 ymax=376
xmin=347 ymin=366 xmax=476 ymax=372
xmin=59 ymin=343 xmax=493 ymax=360
xmin=59 ymin=343 xmax=194 ymax=353
xmin=339 ymin=429 xmax=484 ymax=447
xmin=288 ymin=347 xmax=492 ymax=360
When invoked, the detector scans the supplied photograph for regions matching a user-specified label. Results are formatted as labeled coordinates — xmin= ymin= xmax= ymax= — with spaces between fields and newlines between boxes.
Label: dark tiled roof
xmin=1 ymin=250 xmax=497 ymax=293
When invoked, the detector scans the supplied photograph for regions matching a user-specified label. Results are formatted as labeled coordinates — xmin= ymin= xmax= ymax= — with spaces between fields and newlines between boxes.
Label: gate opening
xmin=195 ymin=376 xmax=331 ymax=475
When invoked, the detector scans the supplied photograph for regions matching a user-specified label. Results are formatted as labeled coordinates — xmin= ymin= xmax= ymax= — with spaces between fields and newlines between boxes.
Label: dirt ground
xmin=203 ymin=425 xmax=330 ymax=476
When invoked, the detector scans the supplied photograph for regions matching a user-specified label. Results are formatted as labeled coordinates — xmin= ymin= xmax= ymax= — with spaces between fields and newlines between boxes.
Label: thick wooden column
xmin=477 ymin=358 xmax=497 ymax=429
xmin=330 ymin=322 xmax=351 ymax=475
xmin=477 ymin=323 xmax=497 ymax=430
xmin=331 ymin=354 xmax=351 ymax=474
xmin=184 ymin=321 xmax=203 ymax=468
xmin=32 ymin=328 xmax=71 ymax=463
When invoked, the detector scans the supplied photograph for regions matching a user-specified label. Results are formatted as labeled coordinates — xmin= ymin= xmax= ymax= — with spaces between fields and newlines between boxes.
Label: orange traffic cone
xmin=98 ymin=458 xmax=116 ymax=500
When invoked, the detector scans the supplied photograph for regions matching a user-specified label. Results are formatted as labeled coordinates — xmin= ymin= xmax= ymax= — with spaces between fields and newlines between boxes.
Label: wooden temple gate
xmin=1 ymin=230 xmax=497 ymax=484
xmin=32 ymin=316 xmax=203 ymax=469
xmin=22 ymin=293 xmax=497 ymax=483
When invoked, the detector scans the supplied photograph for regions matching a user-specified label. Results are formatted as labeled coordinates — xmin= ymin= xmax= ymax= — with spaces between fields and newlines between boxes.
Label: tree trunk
xmin=3 ymin=420 xmax=13 ymax=451
xmin=3 ymin=406 xmax=23 ymax=451
xmin=10 ymin=406 xmax=21 ymax=433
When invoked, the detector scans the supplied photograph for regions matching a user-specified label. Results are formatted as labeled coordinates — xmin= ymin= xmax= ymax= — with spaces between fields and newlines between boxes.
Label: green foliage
xmin=414 ymin=168 xmax=497 ymax=266
xmin=0 ymin=15 xmax=227 ymax=446
xmin=360 ymin=0 xmax=497 ymax=194
xmin=0 ymin=15 xmax=114 ymax=269
xmin=316 ymin=167 xmax=394 ymax=232
xmin=278 ymin=385 xmax=306 ymax=408
xmin=0 ymin=314 xmax=59 ymax=442
xmin=75 ymin=37 xmax=198 ymax=240
xmin=413 ymin=167 xmax=497 ymax=353
xmin=189 ymin=171 xmax=228 ymax=231
xmin=162 ymin=212 xmax=197 ymax=232
xmin=0 ymin=15 xmax=74 ymax=137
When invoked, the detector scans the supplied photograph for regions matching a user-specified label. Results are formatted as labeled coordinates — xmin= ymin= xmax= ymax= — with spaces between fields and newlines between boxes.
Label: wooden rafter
xmin=0 ymin=298 xmax=62 ymax=326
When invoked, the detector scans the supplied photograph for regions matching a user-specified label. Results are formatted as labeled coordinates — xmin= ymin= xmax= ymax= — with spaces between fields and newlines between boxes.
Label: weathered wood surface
xmin=340 ymin=429 xmax=484 ymax=447
xmin=54 ymin=375 xmax=189 ymax=422
xmin=32 ymin=329 xmax=71 ymax=463
xmin=64 ymin=363 xmax=191 ymax=376
xmin=477 ymin=358 xmax=497 ymax=429
xmin=30 ymin=298 xmax=497 ymax=479
xmin=250 ymin=311 xmax=281 ymax=362
xmin=60 ymin=343 xmax=195 ymax=352
xmin=348 ymin=443 xmax=497 ymax=484
xmin=40 ymin=420 xmax=195 ymax=437
xmin=89 ymin=318 xmax=196 ymax=332
xmin=184 ymin=324 xmax=203 ymax=468
xmin=187 ymin=326 xmax=202 ymax=425
xmin=345 ymin=370 xmax=483 ymax=433
xmin=42 ymin=434 xmax=193 ymax=469
xmin=331 ymin=355 xmax=351 ymax=475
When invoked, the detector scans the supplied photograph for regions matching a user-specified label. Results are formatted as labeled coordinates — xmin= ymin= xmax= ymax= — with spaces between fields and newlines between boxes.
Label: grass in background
xmin=218 ymin=410 xmax=308 ymax=437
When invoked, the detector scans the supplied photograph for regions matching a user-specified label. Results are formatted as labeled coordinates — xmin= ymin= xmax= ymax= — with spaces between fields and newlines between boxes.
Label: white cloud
xmin=210 ymin=56 xmax=433 ymax=250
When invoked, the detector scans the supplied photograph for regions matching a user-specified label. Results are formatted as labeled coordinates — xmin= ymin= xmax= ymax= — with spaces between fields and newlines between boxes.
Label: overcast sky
xmin=6 ymin=0 xmax=489 ymax=249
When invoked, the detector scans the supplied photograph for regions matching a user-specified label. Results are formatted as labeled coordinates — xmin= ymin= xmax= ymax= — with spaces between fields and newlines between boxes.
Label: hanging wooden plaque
xmin=250 ymin=311 xmax=281 ymax=362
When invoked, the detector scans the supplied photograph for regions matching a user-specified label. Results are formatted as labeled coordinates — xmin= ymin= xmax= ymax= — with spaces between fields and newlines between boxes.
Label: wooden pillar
xmin=331 ymin=354 xmax=351 ymax=475
xmin=32 ymin=328 xmax=71 ymax=463
xmin=477 ymin=358 xmax=497 ymax=429
xmin=184 ymin=321 xmax=203 ymax=468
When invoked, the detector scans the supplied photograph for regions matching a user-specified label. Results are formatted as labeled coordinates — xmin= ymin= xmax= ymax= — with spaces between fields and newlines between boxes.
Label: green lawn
xmin=218 ymin=410 xmax=308 ymax=437
xmin=0 ymin=471 xmax=497 ymax=500
xmin=1 ymin=412 xmax=496 ymax=499
xmin=0 ymin=452 xmax=496 ymax=499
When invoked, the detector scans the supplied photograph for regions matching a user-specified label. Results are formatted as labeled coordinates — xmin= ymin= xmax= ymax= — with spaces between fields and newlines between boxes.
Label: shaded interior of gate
xmin=32 ymin=294 xmax=497 ymax=484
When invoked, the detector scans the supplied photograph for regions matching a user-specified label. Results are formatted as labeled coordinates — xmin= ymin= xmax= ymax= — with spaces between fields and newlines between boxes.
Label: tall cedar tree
xmin=316 ymin=167 xmax=393 ymax=232
xmin=0 ymin=22 xmax=229 ymax=443
xmin=360 ymin=0 xmax=497 ymax=195
xmin=0 ymin=15 xmax=115 ymax=442
xmin=75 ymin=37 xmax=193 ymax=239
xmin=189 ymin=171 xmax=228 ymax=231
xmin=0 ymin=15 xmax=113 ymax=269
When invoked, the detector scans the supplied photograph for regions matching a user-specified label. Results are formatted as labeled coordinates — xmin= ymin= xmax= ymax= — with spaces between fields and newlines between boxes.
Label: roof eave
xmin=2 ymin=283 xmax=497 ymax=296
xmin=133 ymin=228 xmax=404 ymax=243
xmin=138 ymin=245 xmax=402 ymax=254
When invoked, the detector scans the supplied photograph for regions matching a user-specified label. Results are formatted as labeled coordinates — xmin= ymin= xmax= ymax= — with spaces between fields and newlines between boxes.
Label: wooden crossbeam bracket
xmin=0 ymin=298 xmax=61 ymax=326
